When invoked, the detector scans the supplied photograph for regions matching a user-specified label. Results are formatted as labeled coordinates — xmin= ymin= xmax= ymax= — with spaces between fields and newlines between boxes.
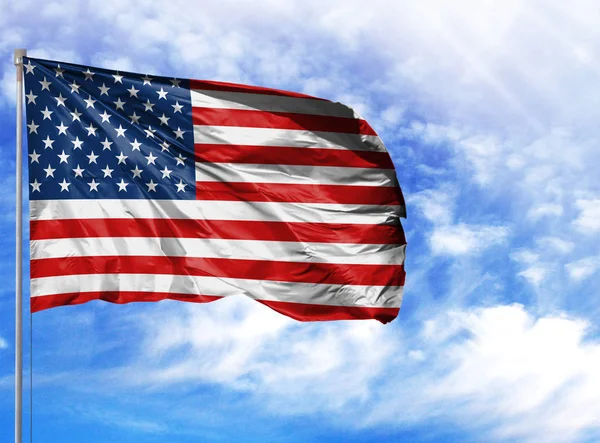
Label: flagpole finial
xmin=14 ymin=49 xmax=27 ymax=66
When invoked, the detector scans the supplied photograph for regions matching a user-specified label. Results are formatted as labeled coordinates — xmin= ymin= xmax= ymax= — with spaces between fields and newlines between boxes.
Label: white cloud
xmin=509 ymin=238 xmax=575 ymax=288
xmin=511 ymin=249 xmax=540 ymax=265
xmin=363 ymin=304 xmax=600 ymax=443
xmin=109 ymin=298 xmax=398 ymax=413
xmin=511 ymin=249 xmax=549 ymax=286
xmin=67 ymin=403 xmax=169 ymax=434
xmin=565 ymin=256 xmax=600 ymax=281
xmin=100 ymin=303 xmax=600 ymax=442
xmin=573 ymin=199 xmax=600 ymax=233
xmin=518 ymin=266 xmax=548 ymax=286
xmin=408 ymin=188 xmax=455 ymax=224
xmin=527 ymin=203 xmax=563 ymax=221
xmin=414 ymin=305 xmax=600 ymax=442
xmin=430 ymin=223 xmax=509 ymax=256
xmin=0 ymin=336 xmax=7 ymax=349
xmin=536 ymin=236 xmax=574 ymax=254
xmin=409 ymin=188 xmax=509 ymax=257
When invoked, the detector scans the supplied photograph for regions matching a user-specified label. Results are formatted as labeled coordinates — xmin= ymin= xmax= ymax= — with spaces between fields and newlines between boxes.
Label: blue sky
xmin=1 ymin=0 xmax=600 ymax=442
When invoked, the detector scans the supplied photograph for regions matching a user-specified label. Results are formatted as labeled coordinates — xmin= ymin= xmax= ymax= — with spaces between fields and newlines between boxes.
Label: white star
xmin=84 ymin=95 xmax=96 ymax=109
xmin=142 ymin=75 xmax=152 ymax=85
xmin=99 ymin=110 xmax=111 ymax=123
xmin=58 ymin=150 xmax=70 ymax=163
xmin=69 ymin=81 xmax=81 ymax=93
xmin=39 ymin=77 xmax=51 ymax=91
xmin=30 ymin=179 xmax=41 ymax=193
xmin=88 ymin=179 xmax=100 ymax=192
xmin=127 ymin=85 xmax=139 ymax=97
xmin=56 ymin=122 xmax=69 ymax=135
xmin=131 ymin=165 xmax=143 ymax=178
xmin=71 ymin=137 xmax=84 ymax=150
xmin=86 ymin=151 xmax=99 ymax=164
xmin=115 ymin=125 xmax=127 ymax=137
xmin=41 ymin=106 xmax=53 ymax=120
xmin=160 ymin=141 xmax=170 ymax=152
xmin=24 ymin=61 xmax=35 ymax=74
xmin=43 ymin=164 xmax=56 ymax=177
xmin=117 ymin=179 xmax=128 ymax=192
xmin=27 ymin=120 xmax=39 ymax=134
xmin=25 ymin=91 xmax=38 ymax=104
xmin=145 ymin=152 xmax=157 ymax=165
xmin=145 ymin=180 xmax=158 ymax=192
xmin=102 ymin=165 xmax=114 ymax=177
xmin=130 ymin=139 xmax=142 ymax=151
xmin=158 ymin=113 xmax=170 ymax=126
xmin=101 ymin=138 xmax=113 ymax=151
xmin=112 ymin=73 xmax=123 ymax=84
xmin=85 ymin=123 xmax=98 ymax=137
xmin=170 ymin=78 xmax=180 ymax=87
xmin=59 ymin=179 xmax=71 ymax=192
xmin=129 ymin=112 xmax=141 ymax=124
xmin=54 ymin=64 xmax=65 ymax=78
xmin=70 ymin=109 xmax=82 ymax=122
xmin=175 ymin=179 xmax=186 ymax=193
xmin=160 ymin=166 xmax=172 ymax=179
xmin=42 ymin=136 xmax=55 ymax=149
xmin=28 ymin=150 xmax=40 ymax=163
xmin=144 ymin=126 xmax=156 ymax=138
xmin=113 ymin=97 xmax=126 ymax=110
xmin=172 ymin=101 xmax=183 ymax=113
xmin=143 ymin=100 xmax=155 ymax=112
xmin=72 ymin=164 xmax=85 ymax=177
xmin=175 ymin=153 xmax=187 ymax=166
xmin=83 ymin=69 xmax=95 ymax=81
xmin=116 ymin=152 xmax=128 ymax=164
xmin=174 ymin=127 xmax=185 ymax=139
xmin=98 ymin=83 xmax=110 ymax=96
xmin=55 ymin=93 xmax=67 ymax=107
xmin=156 ymin=87 xmax=168 ymax=99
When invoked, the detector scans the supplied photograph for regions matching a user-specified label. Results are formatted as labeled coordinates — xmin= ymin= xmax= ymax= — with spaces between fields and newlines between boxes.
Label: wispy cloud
xmin=573 ymin=200 xmax=600 ymax=233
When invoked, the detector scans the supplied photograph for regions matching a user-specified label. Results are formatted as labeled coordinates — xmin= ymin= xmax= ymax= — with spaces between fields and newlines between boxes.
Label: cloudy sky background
xmin=1 ymin=0 xmax=600 ymax=441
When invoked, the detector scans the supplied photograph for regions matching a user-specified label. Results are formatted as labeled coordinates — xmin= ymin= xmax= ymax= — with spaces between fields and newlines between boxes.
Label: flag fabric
xmin=24 ymin=57 xmax=406 ymax=324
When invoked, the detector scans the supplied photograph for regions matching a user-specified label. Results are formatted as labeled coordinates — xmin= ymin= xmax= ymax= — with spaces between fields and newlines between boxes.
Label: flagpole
xmin=14 ymin=48 xmax=26 ymax=443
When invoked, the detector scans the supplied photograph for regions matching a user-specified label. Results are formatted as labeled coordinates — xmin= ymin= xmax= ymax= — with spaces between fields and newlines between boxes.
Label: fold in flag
xmin=24 ymin=57 xmax=406 ymax=324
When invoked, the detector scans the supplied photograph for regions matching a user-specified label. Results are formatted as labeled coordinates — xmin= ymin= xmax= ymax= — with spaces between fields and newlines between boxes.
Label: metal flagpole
xmin=14 ymin=48 xmax=26 ymax=443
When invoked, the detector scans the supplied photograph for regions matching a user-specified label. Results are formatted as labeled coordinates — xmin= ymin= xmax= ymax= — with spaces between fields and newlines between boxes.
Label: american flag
xmin=24 ymin=57 xmax=406 ymax=324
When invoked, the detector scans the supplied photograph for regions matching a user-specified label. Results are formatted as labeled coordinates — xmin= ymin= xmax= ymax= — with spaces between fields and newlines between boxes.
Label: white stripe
xmin=194 ymin=162 xmax=398 ymax=187
xmin=30 ymin=274 xmax=403 ymax=308
xmin=191 ymin=89 xmax=360 ymax=118
xmin=30 ymin=199 xmax=403 ymax=225
xmin=193 ymin=125 xmax=385 ymax=152
xmin=30 ymin=237 xmax=406 ymax=265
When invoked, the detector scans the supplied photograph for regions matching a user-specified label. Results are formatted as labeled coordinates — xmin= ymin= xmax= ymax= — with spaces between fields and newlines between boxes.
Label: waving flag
xmin=24 ymin=57 xmax=406 ymax=323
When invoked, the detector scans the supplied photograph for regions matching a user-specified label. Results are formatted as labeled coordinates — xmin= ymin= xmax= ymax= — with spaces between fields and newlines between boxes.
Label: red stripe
xmin=31 ymin=291 xmax=221 ymax=313
xmin=190 ymin=79 xmax=323 ymax=99
xmin=192 ymin=108 xmax=376 ymax=135
xmin=195 ymin=182 xmax=406 ymax=206
xmin=31 ymin=292 xmax=399 ymax=323
xmin=31 ymin=256 xmax=406 ymax=286
xmin=259 ymin=300 xmax=399 ymax=324
xmin=194 ymin=144 xmax=394 ymax=169
xmin=30 ymin=218 xmax=405 ymax=244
